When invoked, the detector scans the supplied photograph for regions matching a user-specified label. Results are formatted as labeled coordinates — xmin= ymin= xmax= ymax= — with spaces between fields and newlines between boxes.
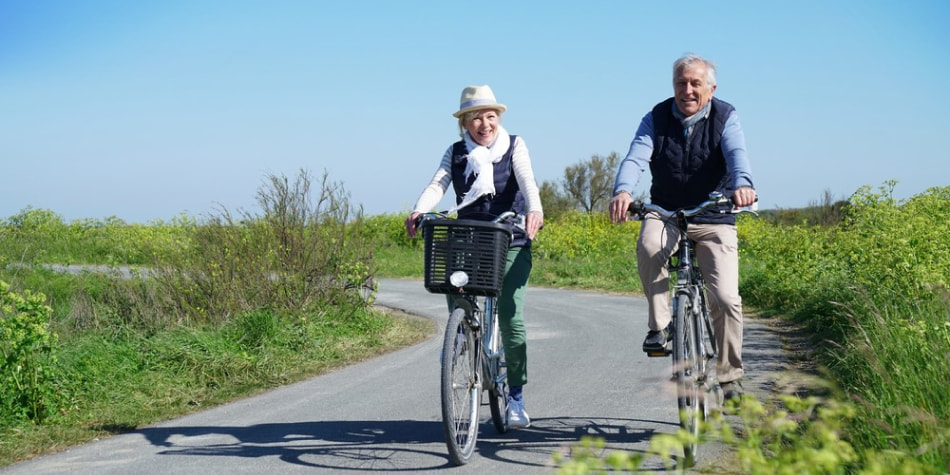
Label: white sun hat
xmin=453 ymin=85 xmax=507 ymax=118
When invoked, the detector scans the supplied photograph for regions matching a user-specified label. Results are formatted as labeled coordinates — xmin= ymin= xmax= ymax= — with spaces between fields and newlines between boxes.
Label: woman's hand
xmin=405 ymin=212 xmax=421 ymax=238
xmin=526 ymin=210 xmax=543 ymax=240
xmin=609 ymin=191 xmax=633 ymax=224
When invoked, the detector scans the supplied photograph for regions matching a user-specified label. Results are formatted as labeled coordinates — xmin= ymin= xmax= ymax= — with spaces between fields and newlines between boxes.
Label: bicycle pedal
xmin=646 ymin=351 xmax=670 ymax=358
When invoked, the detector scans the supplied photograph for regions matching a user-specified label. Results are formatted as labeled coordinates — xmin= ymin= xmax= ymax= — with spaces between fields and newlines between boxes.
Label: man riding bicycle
xmin=608 ymin=54 xmax=757 ymax=402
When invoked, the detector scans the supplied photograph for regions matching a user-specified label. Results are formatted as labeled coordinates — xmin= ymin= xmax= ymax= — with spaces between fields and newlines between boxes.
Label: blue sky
xmin=2 ymin=0 xmax=948 ymax=223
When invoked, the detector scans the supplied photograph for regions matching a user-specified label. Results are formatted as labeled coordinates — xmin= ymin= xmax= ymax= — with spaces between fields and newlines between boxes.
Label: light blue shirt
xmin=613 ymin=108 xmax=754 ymax=195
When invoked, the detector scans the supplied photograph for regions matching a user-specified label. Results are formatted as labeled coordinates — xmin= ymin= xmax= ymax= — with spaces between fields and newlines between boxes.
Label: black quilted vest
xmin=450 ymin=135 xmax=529 ymax=248
xmin=650 ymin=97 xmax=736 ymax=225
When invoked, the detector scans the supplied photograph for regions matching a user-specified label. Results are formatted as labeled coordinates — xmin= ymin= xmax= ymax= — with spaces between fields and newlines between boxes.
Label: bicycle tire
xmin=672 ymin=292 xmax=701 ymax=467
xmin=696 ymin=287 xmax=720 ymax=403
xmin=487 ymin=352 xmax=510 ymax=434
xmin=441 ymin=306 xmax=480 ymax=465
xmin=691 ymin=290 xmax=712 ymax=431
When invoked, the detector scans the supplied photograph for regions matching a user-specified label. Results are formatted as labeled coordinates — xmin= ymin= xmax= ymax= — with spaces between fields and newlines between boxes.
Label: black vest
xmin=650 ymin=97 xmax=735 ymax=225
xmin=450 ymin=135 xmax=529 ymax=248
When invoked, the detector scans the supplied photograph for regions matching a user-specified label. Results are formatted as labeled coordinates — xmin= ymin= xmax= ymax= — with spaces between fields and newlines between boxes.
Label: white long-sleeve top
xmin=412 ymin=135 xmax=543 ymax=215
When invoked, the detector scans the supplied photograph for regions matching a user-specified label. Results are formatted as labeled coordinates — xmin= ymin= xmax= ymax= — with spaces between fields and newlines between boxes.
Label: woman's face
xmin=464 ymin=109 xmax=501 ymax=146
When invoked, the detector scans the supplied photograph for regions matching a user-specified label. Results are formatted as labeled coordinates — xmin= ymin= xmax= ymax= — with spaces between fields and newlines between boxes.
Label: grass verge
xmin=0 ymin=306 xmax=433 ymax=466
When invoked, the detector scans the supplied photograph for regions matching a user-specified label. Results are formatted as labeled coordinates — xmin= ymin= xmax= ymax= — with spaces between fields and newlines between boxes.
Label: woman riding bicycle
xmin=405 ymin=85 xmax=543 ymax=428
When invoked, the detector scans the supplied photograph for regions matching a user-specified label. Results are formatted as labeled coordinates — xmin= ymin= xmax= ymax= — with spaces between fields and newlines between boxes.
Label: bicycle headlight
xmin=449 ymin=271 xmax=469 ymax=288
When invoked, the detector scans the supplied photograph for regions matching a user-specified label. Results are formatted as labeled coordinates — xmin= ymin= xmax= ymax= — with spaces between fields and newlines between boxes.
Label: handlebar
xmin=627 ymin=192 xmax=759 ymax=220
xmin=414 ymin=210 xmax=526 ymax=231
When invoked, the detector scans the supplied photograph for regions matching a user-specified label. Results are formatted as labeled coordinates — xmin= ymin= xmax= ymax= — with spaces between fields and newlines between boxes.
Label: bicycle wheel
xmin=698 ymin=284 xmax=718 ymax=360
xmin=487 ymin=351 xmax=510 ymax=434
xmin=672 ymin=292 xmax=701 ymax=467
xmin=441 ymin=306 xmax=481 ymax=465
xmin=691 ymin=293 xmax=712 ymax=429
xmin=694 ymin=291 xmax=717 ymax=409
xmin=696 ymin=286 xmax=722 ymax=407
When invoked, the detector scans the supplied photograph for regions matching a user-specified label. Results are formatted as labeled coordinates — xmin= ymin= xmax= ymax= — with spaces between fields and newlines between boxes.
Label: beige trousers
xmin=636 ymin=216 xmax=744 ymax=383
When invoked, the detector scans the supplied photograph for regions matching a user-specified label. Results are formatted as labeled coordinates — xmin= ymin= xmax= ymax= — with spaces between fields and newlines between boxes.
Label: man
xmin=608 ymin=53 xmax=757 ymax=401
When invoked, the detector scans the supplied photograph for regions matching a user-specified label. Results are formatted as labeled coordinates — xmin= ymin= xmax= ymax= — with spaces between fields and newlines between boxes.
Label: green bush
xmin=739 ymin=183 xmax=950 ymax=470
xmin=0 ymin=207 xmax=189 ymax=267
xmin=0 ymin=280 xmax=64 ymax=425
xmin=362 ymin=212 xmax=419 ymax=250
xmin=556 ymin=393 xmax=933 ymax=474
xmin=143 ymin=169 xmax=377 ymax=326
xmin=532 ymin=210 xmax=636 ymax=260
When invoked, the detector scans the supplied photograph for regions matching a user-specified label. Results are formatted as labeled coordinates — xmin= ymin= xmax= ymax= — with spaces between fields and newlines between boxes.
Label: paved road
xmin=1 ymin=279 xmax=785 ymax=474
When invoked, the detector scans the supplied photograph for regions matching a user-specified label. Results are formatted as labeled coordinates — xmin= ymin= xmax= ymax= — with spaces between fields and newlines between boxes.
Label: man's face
xmin=673 ymin=64 xmax=716 ymax=116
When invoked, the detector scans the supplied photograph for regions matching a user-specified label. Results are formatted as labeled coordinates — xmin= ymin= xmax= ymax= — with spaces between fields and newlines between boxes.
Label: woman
xmin=405 ymin=85 xmax=543 ymax=428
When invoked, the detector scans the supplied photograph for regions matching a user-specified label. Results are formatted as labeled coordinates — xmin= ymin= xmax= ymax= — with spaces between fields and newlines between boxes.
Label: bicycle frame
xmin=669 ymin=214 xmax=718 ymax=376
xmin=452 ymin=294 xmax=507 ymax=396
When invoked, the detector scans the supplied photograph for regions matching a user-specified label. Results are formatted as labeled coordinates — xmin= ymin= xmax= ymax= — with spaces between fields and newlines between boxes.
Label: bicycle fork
xmin=481 ymin=297 xmax=506 ymax=391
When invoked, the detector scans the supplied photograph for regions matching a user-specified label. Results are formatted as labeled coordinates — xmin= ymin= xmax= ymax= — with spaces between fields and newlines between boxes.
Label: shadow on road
xmin=135 ymin=416 xmax=673 ymax=471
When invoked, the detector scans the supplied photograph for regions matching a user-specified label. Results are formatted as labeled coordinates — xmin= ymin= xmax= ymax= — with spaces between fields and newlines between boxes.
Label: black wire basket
xmin=421 ymin=218 xmax=512 ymax=296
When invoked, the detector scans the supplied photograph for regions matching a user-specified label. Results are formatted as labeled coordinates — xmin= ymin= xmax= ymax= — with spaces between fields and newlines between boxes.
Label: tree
xmin=561 ymin=152 xmax=621 ymax=214
xmin=538 ymin=180 xmax=574 ymax=221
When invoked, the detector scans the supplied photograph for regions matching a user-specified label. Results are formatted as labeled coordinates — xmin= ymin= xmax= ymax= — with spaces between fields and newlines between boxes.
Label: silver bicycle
xmin=417 ymin=211 xmax=521 ymax=465
xmin=629 ymin=192 xmax=757 ymax=466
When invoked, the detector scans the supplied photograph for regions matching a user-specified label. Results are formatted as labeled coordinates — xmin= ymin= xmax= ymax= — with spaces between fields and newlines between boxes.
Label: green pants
xmin=447 ymin=246 xmax=532 ymax=387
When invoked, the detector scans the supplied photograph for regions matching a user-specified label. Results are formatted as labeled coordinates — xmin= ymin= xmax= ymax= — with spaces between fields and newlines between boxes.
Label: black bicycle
xmin=629 ymin=192 xmax=757 ymax=466
xmin=416 ymin=211 xmax=521 ymax=465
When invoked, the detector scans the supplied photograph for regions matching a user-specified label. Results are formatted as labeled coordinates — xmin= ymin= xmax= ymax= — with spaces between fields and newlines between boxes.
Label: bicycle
xmin=416 ymin=210 xmax=522 ymax=465
xmin=628 ymin=192 xmax=757 ymax=466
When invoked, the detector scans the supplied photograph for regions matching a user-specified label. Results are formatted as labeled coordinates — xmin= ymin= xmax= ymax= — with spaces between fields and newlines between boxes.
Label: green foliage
xmin=0 ymin=281 xmax=64 ymax=425
xmin=557 ymin=394 xmax=933 ymax=475
xmin=739 ymin=183 xmax=950 ymax=471
xmin=41 ymin=304 xmax=430 ymax=440
xmin=531 ymin=211 xmax=641 ymax=291
xmin=0 ymin=173 xmax=431 ymax=464
xmin=0 ymin=207 xmax=191 ymax=267
xmin=147 ymin=169 xmax=377 ymax=325
xmin=532 ymin=210 xmax=636 ymax=260
xmin=538 ymin=181 xmax=575 ymax=222
xmin=362 ymin=212 xmax=420 ymax=250
xmin=552 ymin=436 xmax=642 ymax=474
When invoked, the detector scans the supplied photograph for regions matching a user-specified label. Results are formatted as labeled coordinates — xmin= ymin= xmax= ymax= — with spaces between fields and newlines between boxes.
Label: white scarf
xmin=449 ymin=126 xmax=510 ymax=213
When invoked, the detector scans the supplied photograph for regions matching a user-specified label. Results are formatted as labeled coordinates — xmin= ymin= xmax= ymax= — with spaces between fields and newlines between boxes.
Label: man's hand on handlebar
xmin=732 ymin=186 xmax=757 ymax=208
